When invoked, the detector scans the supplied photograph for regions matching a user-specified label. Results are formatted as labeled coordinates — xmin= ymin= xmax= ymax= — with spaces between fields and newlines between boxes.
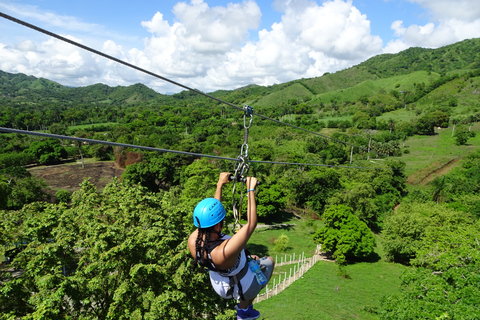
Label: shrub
xmin=55 ymin=190 xmax=71 ymax=204
xmin=274 ymin=234 xmax=289 ymax=252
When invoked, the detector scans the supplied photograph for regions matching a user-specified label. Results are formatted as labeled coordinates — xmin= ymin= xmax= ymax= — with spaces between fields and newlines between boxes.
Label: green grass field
xmin=247 ymin=224 xmax=408 ymax=320
xmin=390 ymin=122 xmax=480 ymax=180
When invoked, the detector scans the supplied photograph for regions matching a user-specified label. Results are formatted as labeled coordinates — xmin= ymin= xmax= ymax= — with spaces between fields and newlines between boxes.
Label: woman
xmin=188 ymin=172 xmax=274 ymax=320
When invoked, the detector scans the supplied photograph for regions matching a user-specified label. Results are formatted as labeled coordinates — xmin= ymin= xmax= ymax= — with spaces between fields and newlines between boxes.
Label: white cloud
xmin=385 ymin=0 xmax=480 ymax=52
xmin=2 ymin=0 xmax=478 ymax=94
xmin=136 ymin=0 xmax=382 ymax=92
xmin=1 ymin=0 xmax=383 ymax=93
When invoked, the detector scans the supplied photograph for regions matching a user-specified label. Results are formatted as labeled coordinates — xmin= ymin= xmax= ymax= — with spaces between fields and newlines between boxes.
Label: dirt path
xmin=414 ymin=157 xmax=460 ymax=185
xmin=419 ymin=157 xmax=460 ymax=185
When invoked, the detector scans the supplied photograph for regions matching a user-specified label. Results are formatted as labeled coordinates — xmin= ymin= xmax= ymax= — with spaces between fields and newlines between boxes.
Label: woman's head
xmin=193 ymin=198 xmax=226 ymax=229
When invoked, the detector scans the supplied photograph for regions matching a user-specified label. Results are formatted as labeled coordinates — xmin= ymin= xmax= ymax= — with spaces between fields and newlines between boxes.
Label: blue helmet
xmin=193 ymin=198 xmax=226 ymax=228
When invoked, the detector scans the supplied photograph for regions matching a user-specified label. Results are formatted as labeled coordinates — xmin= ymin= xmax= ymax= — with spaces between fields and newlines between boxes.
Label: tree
xmin=122 ymin=153 xmax=188 ymax=193
xmin=274 ymin=234 xmax=290 ymax=252
xmin=313 ymin=205 xmax=376 ymax=265
xmin=416 ymin=110 xmax=450 ymax=135
xmin=55 ymin=189 xmax=71 ymax=204
xmin=454 ymin=126 xmax=476 ymax=145
xmin=26 ymin=139 xmax=68 ymax=165
xmin=328 ymin=183 xmax=378 ymax=226
xmin=290 ymin=167 xmax=342 ymax=215
xmin=381 ymin=202 xmax=473 ymax=264
xmin=255 ymin=183 xmax=286 ymax=219
xmin=0 ymin=179 xmax=233 ymax=319
xmin=379 ymin=224 xmax=480 ymax=319
xmin=430 ymin=176 xmax=449 ymax=203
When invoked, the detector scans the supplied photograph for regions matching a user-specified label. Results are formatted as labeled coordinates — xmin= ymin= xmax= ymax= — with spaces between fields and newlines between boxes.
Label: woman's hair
xmin=194 ymin=228 xmax=211 ymax=268
xmin=194 ymin=221 xmax=223 ymax=268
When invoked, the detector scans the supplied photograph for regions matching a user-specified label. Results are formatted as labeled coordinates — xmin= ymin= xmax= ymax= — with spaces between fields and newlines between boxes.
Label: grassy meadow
xmin=246 ymin=222 xmax=408 ymax=320
xmin=390 ymin=122 xmax=480 ymax=181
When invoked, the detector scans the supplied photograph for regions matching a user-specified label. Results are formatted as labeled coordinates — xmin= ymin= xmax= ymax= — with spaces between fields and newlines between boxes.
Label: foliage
xmin=273 ymin=234 xmax=290 ymax=252
xmin=313 ymin=205 xmax=376 ymax=265
xmin=122 ymin=152 xmax=190 ymax=192
xmin=255 ymin=183 xmax=286 ymax=219
xmin=381 ymin=202 xmax=474 ymax=264
xmin=288 ymin=167 xmax=342 ymax=216
xmin=415 ymin=110 xmax=450 ymax=135
xmin=0 ymin=153 xmax=35 ymax=169
xmin=1 ymin=37 xmax=480 ymax=319
xmin=429 ymin=176 xmax=449 ymax=203
xmin=328 ymin=161 xmax=406 ymax=228
xmin=26 ymin=139 xmax=68 ymax=165
xmin=55 ymin=189 xmax=71 ymax=204
xmin=178 ymin=159 xmax=222 ymax=211
xmin=379 ymin=224 xmax=480 ymax=319
xmin=454 ymin=125 xmax=476 ymax=145
xmin=0 ymin=167 xmax=48 ymax=210
xmin=0 ymin=179 xmax=232 ymax=319
xmin=7 ymin=176 xmax=48 ymax=209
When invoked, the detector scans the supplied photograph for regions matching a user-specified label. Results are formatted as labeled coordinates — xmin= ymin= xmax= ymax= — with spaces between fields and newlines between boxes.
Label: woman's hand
xmin=215 ymin=172 xmax=231 ymax=202
xmin=218 ymin=172 xmax=231 ymax=186
xmin=246 ymin=176 xmax=258 ymax=191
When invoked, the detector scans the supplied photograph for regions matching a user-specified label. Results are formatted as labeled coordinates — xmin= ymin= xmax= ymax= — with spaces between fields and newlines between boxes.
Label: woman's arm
xmin=212 ymin=176 xmax=258 ymax=269
xmin=214 ymin=172 xmax=231 ymax=202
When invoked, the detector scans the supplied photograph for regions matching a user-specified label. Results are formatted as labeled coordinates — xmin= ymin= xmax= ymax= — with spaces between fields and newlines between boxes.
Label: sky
xmin=1 ymin=0 xmax=480 ymax=94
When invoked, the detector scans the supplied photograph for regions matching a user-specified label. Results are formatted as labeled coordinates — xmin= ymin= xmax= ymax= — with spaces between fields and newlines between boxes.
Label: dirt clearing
xmin=28 ymin=161 xmax=125 ymax=197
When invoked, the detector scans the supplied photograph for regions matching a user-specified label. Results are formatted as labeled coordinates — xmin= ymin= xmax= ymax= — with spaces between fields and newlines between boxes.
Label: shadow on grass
xmin=347 ymin=251 xmax=381 ymax=264
xmin=246 ymin=243 xmax=270 ymax=257
xmin=259 ymin=210 xmax=297 ymax=224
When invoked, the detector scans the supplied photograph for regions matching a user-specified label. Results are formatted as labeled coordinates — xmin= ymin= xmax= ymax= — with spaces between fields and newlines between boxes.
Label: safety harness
xmin=200 ymin=235 xmax=249 ymax=300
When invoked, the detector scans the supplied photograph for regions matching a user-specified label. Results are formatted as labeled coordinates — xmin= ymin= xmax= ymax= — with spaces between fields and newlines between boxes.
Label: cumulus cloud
xmin=2 ymin=0 xmax=479 ymax=94
xmin=384 ymin=0 xmax=480 ymax=52
xmin=136 ymin=0 xmax=382 ymax=92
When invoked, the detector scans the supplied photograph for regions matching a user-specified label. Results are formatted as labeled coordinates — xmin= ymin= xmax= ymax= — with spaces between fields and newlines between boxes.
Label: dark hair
xmin=194 ymin=221 xmax=223 ymax=269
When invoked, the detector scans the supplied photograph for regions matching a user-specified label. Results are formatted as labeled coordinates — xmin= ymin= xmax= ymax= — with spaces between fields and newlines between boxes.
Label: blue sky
xmin=1 ymin=0 xmax=479 ymax=93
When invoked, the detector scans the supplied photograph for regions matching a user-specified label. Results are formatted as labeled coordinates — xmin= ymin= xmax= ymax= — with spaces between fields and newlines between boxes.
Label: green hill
xmin=1 ymin=37 xmax=479 ymax=112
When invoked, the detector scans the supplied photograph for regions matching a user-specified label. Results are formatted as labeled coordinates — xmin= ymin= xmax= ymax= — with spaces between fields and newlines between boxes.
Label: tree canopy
xmin=313 ymin=204 xmax=376 ymax=265
xmin=0 ymin=179 xmax=233 ymax=319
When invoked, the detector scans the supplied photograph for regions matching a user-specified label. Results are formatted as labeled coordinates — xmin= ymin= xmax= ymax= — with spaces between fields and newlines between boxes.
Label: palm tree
xmin=388 ymin=118 xmax=395 ymax=133
xmin=430 ymin=176 xmax=448 ymax=204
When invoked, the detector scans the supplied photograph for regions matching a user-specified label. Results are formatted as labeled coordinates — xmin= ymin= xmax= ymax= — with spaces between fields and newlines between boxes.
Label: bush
xmin=274 ymin=234 xmax=289 ymax=252
xmin=55 ymin=190 xmax=71 ymax=204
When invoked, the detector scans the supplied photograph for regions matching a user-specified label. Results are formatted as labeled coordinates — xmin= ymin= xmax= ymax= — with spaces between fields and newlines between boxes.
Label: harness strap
xmin=226 ymin=261 xmax=248 ymax=301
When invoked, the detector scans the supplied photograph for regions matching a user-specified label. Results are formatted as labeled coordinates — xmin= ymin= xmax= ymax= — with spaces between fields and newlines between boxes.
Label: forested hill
xmin=1 ymin=37 xmax=479 ymax=109
xmin=0 ymin=70 xmax=162 ymax=104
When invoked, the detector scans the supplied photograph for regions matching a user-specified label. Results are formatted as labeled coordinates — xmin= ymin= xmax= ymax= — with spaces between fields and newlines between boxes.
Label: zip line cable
xmin=0 ymin=127 xmax=238 ymax=161
xmin=0 ymin=12 xmax=243 ymax=114
xmin=0 ymin=127 xmax=391 ymax=170
xmin=0 ymin=11 xmax=388 ymax=158
xmin=0 ymin=12 xmax=397 ymax=173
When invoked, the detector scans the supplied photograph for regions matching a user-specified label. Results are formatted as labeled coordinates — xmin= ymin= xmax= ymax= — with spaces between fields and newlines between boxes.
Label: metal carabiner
xmin=243 ymin=105 xmax=253 ymax=129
